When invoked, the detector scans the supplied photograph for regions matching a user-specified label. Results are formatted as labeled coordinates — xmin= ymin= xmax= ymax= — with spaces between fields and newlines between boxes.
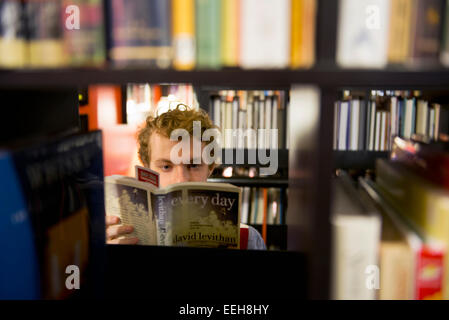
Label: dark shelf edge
xmin=2 ymin=67 xmax=449 ymax=88
xmin=333 ymin=150 xmax=390 ymax=170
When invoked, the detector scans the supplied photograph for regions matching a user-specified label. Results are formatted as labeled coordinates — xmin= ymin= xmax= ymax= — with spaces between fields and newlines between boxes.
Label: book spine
xmin=25 ymin=0 xmax=67 ymax=67
xmin=220 ymin=0 xmax=239 ymax=66
xmin=195 ymin=0 xmax=220 ymax=69
xmin=109 ymin=0 xmax=172 ymax=67
xmin=172 ymin=0 xmax=195 ymax=70
xmin=0 ymin=0 xmax=27 ymax=68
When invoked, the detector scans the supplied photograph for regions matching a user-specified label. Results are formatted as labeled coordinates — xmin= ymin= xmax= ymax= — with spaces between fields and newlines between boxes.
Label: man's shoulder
xmin=240 ymin=223 xmax=267 ymax=250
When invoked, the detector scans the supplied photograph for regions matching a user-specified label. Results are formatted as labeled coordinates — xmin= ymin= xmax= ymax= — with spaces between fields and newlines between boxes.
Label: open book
xmin=105 ymin=172 xmax=241 ymax=249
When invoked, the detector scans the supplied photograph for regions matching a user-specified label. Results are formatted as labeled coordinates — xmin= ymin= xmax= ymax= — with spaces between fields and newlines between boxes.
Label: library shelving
xmin=4 ymin=0 xmax=449 ymax=300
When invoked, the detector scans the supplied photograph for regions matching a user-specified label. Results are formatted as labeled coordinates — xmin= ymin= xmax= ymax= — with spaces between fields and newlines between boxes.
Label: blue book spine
xmin=0 ymin=152 xmax=40 ymax=299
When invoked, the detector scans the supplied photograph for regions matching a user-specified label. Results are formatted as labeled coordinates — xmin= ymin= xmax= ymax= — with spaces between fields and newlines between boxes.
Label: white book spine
xmin=404 ymin=99 xmax=414 ymax=139
xmin=338 ymin=101 xmax=349 ymax=150
xmin=334 ymin=101 xmax=339 ymax=150
xmin=258 ymin=97 xmax=265 ymax=149
xmin=265 ymin=96 xmax=272 ymax=148
xmin=271 ymin=96 xmax=278 ymax=149
xmin=390 ymin=96 xmax=397 ymax=148
xmin=349 ymin=99 xmax=360 ymax=150
xmin=380 ymin=111 xmax=386 ymax=151
xmin=213 ymin=96 xmax=221 ymax=129
xmin=369 ymin=101 xmax=376 ymax=151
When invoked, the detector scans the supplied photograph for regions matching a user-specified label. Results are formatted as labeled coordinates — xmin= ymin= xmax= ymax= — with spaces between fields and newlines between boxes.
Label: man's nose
xmin=174 ymin=165 xmax=190 ymax=183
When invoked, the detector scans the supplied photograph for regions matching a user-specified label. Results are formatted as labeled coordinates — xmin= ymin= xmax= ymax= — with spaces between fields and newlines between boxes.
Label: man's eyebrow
xmin=153 ymin=159 xmax=173 ymax=164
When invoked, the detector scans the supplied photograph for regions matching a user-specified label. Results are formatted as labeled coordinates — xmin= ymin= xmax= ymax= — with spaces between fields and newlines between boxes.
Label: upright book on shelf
xmin=0 ymin=0 xmax=27 ymax=68
xmin=108 ymin=0 xmax=172 ymax=67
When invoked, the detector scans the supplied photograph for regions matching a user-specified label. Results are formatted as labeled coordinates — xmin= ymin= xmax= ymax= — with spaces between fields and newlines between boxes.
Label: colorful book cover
xmin=220 ymin=0 xmax=239 ymax=67
xmin=108 ymin=0 xmax=172 ymax=67
xmin=172 ymin=0 xmax=195 ymax=70
xmin=195 ymin=0 xmax=220 ymax=69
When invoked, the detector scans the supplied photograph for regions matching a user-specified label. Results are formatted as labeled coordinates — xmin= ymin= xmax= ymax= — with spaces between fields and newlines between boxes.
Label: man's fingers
xmin=107 ymin=237 xmax=139 ymax=245
xmin=106 ymin=215 xmax=120 ymax=226
xmin=106 ymin=224 xmax=134 ymax=240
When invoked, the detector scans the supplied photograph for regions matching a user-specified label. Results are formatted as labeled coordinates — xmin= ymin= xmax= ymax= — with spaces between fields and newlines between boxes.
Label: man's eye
xmin=161 ymin=165 xmax=172 ymax=171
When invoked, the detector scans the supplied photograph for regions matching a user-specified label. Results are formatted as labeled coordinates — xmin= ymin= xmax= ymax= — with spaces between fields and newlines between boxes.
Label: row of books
xmin=240 ymin=187 xmax=284 ymax=226
xmin=332 ymin=137 xmax=449 ymax=299
xmin=209 ymin=90 xmax=287 ymax=149
xmin=333 ymin=91 xmax=449 ymax=151
xmin=0 ymin=0 xmax=316 ymax=69
xmin=337 ymin=0 xmax=449 ymax=68
xmin=0 ymin=0 xmax=105 ymax=68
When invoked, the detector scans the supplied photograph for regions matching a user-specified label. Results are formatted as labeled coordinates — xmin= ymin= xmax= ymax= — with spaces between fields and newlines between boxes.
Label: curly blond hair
xmin=137 ymin=104 xmax=218 ymax=167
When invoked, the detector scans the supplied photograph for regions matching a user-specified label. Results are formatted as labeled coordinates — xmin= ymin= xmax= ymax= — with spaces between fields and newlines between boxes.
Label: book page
xmin=105 ymin=178 xmax=157 ymax=245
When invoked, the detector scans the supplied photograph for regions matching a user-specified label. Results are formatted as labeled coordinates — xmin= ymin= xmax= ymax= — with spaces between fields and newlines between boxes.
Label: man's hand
xmin=106 ymin=215 xmax=139 ymax=244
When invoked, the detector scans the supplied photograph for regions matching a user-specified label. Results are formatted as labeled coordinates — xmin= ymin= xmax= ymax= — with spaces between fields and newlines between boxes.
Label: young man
xmin=106 ymin=106 xmax=266 ymax=250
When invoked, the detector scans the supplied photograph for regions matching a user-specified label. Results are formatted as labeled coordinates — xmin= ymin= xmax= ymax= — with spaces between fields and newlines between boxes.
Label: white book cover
xmin=246 ymin=102 xmax=256 ymax=148
xmin=238 ymin=110 xmax=246 ymax=148
xmin=349 ymin=99 xmax=360 ymax=150
xmin=338 ymin=101 xmax=349 ymax=150
xmin=240 ymin=0 xmax=291 ymax=69
xmin=416 ymin=100 xmax=428 ymax=137
xmin=375 ymin=111 xmax=381 ymax=151
xmin=404 ymin=99 xmax=414 ymax=139
xmin=336 ymin=0 xmax=391 ymax=68
xmin=369 ymin=101 xmax=377 ymax=151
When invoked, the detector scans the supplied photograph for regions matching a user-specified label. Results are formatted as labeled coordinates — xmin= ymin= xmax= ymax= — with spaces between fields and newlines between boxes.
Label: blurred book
xmin=336 ymin=0 xmax=391 ymax=68
xmin=172 ymin=0 xmax=195 ymax=70
xmin=376 ymin=158 xmax=449 ymax=298
xmin=108 ymin=0 xmax=172 ymax=68
xmin=25 ymin=0 xmax=68 ymax=67
xmin=195 ymin=0 xmax=221 ymax=69
xmin=360 ymin=177 xmax=445 ymax=300
xmin=239 ymin=0 xmax=290 ymax=69
xmin=63 ymin=0 xmax=106 ymax=67
xmin=0 ymin=0 xmax=27 ymax=68
xmin=220 ymin=0 xmax=239 ymax=67
xmin=290 ymin=0 xmax=316 ymax=68
xmin=331 ymin=171 xmax=381 ymax=300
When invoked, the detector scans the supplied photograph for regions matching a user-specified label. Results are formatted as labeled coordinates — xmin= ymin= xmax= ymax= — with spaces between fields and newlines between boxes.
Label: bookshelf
xmin=3 ymin=0 xmax=449 ymax=300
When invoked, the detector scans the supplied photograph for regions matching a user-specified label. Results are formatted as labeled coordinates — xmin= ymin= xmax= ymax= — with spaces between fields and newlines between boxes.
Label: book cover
xmin=239 ymin=0 xmax=290 ymax=69
xmin=105 ymin=177 xmax=242 ymax=248
xmin=409 ymin=0 xmax=444 ymax=66
xmin=63 ymin=0 xmax=106 ymax=66
xmin=220 ymin=0 xmax=239 ymax=67
xmin=290 ymin=0 xmax=316 ymax=68
xmin=387 ymin=0 xmax=412 ymax=64
xmin=172 ymin=0 xmax=195 ymax=70
xmin=0 ymin=0 xmax=27 ymax=68
xmin=195 ymin=0 xmax=220 ymax=69
xmin=25 ymin=0 xmax=67 ymax=67
xmin=108 ymin=0 xmax=172 ymax=67
xmin=336 ymin=0 xmax=391 ymax=68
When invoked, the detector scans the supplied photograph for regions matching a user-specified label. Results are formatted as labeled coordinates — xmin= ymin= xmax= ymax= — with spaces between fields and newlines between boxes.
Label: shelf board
xmin=334 ymin=150 xmax=390 ymax=170
xmin=207 ymin=177 xmax=288 ymax=187
xmin=2 ymin=66 xmax=449 ymax=88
